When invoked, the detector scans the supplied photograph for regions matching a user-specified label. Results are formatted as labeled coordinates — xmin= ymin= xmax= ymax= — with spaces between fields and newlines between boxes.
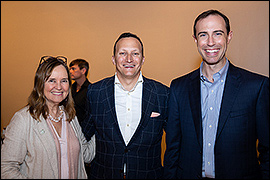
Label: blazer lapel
xmin=189 ymin=69 xmax=203 ymax=148
xmin=33 ymin=118 xmax=58 ymax=176
xmin=140 ymin=78 xmax=156 ymax=129
xmin=105 ymin=77 xmax=118 ymax=123
xmin=216 ymin=63 xmax=241 ymax=139
xmin=128 ymin=77 xmax=156 ymax=145
xmin=105 ymin=76 xmax=127 ymax=144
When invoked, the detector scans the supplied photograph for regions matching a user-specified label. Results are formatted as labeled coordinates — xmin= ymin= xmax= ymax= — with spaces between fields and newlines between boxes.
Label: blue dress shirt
xmin=200 ymin=59 xmax=229 ymax=178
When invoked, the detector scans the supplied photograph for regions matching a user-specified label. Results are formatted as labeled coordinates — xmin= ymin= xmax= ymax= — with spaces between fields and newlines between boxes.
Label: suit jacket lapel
xmin=216 ymin=63 xmax=241 ymax=139
xmin=140 ymin=77 xmax=156 ymax=129
xmin=128 ymin=77 xmax=156 ymax=145
xmin=105 ymin=76 xmax=127 ymax=145
xmin=188 ymin=63 xmax=241 ymax=147
xmin=33 ymin=118 xmax=58 ymax=176
xmin=189 ymin=69 xmax=203 ymax=148
xmin=105 ymin=77 xmax=118 ymax=123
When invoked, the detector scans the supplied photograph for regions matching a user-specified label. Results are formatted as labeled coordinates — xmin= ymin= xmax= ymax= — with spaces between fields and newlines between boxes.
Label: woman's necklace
xmin=48 ymin=106 xmax=64 ymax=123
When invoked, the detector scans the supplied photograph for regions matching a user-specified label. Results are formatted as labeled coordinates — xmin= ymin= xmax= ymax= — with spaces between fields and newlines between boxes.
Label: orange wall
xmin=1 ymin=2 xmax=269 ymax=159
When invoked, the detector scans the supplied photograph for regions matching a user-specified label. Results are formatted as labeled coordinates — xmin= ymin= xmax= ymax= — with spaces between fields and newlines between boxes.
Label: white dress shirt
xmin=114 ymin=72 xmax=143 ymax=146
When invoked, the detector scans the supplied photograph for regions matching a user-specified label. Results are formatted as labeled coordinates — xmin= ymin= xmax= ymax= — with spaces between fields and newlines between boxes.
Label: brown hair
xmin=193 ymin=9 xmax=231 ymax=38
xmin=27 ymin=56 xmax=76 ymax=122
xmin=113 ymin=32 xmax=144 ymax=57
xmin=69 ymin=58 xmax=90 ymax=77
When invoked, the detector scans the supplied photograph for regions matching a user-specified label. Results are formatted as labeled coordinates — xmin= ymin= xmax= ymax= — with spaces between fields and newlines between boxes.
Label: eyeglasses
xmin=39 ymin=56 xmax=67 ymax=66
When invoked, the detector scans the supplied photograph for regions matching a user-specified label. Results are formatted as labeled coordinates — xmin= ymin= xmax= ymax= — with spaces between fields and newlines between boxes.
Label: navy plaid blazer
xmin=82 ymin=75 xmax=169 ymax=179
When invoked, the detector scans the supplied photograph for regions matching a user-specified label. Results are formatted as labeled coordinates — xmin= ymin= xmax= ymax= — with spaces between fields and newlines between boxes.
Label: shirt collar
xmin=81 ymin=79 xmax=90 ymax=87
xmin=72 ymin=79 xmax=89 ymax=87
xmin=200 ymin=58 xmax=229 ymax=82
xmin=114 ymin=71 xmax=143 ymax=92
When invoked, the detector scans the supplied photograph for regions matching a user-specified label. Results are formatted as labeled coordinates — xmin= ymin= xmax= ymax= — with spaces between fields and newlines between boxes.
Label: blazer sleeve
xmin=71 ymin=117 xmax=96 ymax=163
xmin=256 ymin=77 xmax=269 ymax=179
xmin=1 ymin=111 xmax=28 ymax=179
xmin=163 ymin=79 xmax=182 ymax=178
xmin=81 ymin=84 xmax=96 ymax=141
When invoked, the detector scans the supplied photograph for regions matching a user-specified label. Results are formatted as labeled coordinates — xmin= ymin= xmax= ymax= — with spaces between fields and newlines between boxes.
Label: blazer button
xmin=124 ymin=149 xmax=128 ymax=153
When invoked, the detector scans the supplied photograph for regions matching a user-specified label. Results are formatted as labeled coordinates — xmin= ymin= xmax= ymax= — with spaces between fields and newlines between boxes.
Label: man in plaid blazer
xmin=82 ymin=32 xmax=169 ymax=179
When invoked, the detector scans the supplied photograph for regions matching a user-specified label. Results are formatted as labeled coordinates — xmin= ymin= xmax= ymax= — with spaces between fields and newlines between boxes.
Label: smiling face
xmin=193 ymin=14 xmax=233 ymax=66
xmin=112 ymin=37 xmax=145 ymax=82
xmin=44 ymin=65 xmax=69 ymax=108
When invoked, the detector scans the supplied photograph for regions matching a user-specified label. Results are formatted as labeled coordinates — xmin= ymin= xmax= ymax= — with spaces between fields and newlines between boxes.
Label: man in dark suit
xmin=82 ymin=32 xmax=169 ymax=179
xmin=163 ymin=9 xmax=269 ymax=179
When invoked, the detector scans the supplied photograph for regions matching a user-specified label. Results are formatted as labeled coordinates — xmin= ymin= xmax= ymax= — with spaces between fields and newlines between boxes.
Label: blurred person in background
xmin=69 ymin=58 xmax=91 ymax=124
